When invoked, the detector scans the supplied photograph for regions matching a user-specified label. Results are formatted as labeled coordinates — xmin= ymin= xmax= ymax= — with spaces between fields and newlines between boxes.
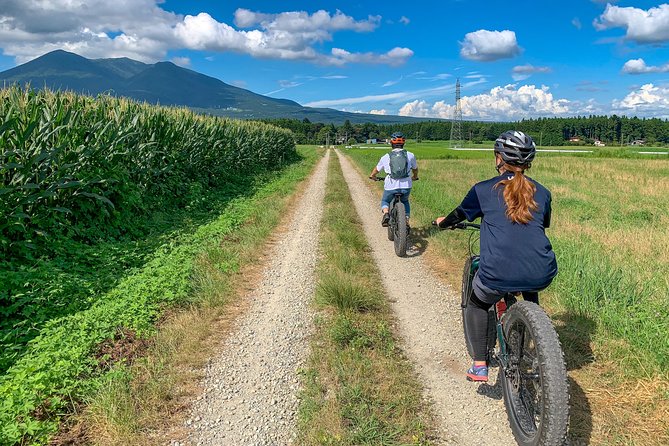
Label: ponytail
xmin=494 ymin=164 xmax=538 ymax=224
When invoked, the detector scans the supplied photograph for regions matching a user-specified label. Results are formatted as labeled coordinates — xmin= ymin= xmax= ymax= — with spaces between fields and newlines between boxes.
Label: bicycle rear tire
xmin=500 ymin=301 xmax=569 ymax=446
xmin=393 ymin=201 xmax=407 ymax=257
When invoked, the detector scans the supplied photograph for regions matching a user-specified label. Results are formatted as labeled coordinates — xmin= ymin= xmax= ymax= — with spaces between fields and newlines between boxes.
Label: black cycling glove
xmin=438 ymin=207 xmax=466 ymax=229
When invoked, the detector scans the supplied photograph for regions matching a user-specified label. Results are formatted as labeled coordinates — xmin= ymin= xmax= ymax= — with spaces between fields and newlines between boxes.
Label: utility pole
xmin=449 ymin=78 xmax=464 ymax=149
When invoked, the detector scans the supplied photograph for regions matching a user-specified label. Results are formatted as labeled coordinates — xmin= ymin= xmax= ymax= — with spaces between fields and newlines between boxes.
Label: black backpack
xmin=388 ymin=150 xmax=410 ymax=179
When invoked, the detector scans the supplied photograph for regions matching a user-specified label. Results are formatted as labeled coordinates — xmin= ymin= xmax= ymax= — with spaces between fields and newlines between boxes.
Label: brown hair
xmin=494 ymin=164 xmax=538 ymax=224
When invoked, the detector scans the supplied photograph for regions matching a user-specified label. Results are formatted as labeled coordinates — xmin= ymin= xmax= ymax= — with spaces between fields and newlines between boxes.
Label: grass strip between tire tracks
xmin=297 ymin=151 xmax=435 ymax=445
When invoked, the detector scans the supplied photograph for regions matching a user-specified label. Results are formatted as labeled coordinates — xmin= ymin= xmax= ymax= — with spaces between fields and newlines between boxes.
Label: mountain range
xmin=0 ymin=50 xmax=433 ymax=124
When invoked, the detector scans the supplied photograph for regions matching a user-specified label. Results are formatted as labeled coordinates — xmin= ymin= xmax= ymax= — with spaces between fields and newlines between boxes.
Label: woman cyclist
xmin=434 ymin=130 xmax=557 ymax=382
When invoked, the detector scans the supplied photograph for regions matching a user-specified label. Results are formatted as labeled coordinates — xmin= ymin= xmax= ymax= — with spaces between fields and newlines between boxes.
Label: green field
xmin=352 ymin=139 xmax=669 ymax=160
xmin=344 ymin=142 xmax=669 ymax=444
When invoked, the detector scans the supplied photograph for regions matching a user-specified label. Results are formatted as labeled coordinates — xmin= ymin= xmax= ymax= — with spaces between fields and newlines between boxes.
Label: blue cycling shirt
xmin=458 ymin=173 xmax=557 ymax=292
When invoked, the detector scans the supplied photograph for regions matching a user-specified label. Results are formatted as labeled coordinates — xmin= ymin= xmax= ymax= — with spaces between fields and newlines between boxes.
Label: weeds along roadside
xmin=0 ymin=146 xmax=321 ymax=445
xmin=297 ymin=152 xmax=434 ymax=445
xmin=343 ymin=147 xmax=669 ymax=445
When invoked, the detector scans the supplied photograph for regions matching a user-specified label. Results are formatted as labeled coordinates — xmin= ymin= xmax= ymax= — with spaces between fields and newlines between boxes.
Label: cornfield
xmin=0 ymin=86 xmax=295 ymax=259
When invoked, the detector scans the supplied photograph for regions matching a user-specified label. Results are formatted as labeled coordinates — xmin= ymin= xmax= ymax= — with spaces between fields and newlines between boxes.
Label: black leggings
xmin=465 ymin=292 xmax=539 ymax=362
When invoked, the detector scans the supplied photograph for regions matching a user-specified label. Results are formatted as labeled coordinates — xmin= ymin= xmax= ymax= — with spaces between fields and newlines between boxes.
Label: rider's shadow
xmin=476 ymin=375 xmax=503 ymax=400
xmin=406 ymin=226 xmax=430 ymax=257
xmin=553 ymin=312 xmax=596 ymax=446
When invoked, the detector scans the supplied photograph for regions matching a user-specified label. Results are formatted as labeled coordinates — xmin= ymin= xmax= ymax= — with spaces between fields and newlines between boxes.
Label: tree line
xmin=263 ymin=115 xmax=669 ymax=146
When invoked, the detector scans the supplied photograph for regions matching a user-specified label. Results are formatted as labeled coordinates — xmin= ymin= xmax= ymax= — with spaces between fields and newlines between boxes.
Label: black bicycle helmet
xmin=494 ymin=130 xmax=536 ymax=166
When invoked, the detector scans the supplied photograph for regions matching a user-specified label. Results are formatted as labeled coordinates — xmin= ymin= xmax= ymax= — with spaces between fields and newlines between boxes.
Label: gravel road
xmin=336 ymin=150 xmax=516 ymax=445
xmin=185 ymin=151 xmax=329 ymax=446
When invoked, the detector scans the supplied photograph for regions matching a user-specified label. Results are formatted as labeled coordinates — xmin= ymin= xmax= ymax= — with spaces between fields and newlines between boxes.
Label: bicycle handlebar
xmin=431 ymin=220 xmax=481 ymax=230
xmin=369 ymin=176 xmax=419 ymax=182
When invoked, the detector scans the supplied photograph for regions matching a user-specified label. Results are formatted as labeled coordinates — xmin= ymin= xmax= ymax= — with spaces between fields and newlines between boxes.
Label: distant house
xmin=594 ymin=140 xmax=605 ymax=147
xmin=366 ymin=138 xmax=377 ymax=144
xmin=568 ymin=136 xmax=581 ymax=142
xmin=630 ymin=139 xmax=645 ymax=146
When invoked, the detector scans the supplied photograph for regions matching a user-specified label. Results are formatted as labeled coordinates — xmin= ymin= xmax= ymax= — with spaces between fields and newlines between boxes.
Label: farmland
xmin=345 ymin=141 xmax=669 ymax=444
xmin=0 ymin=86 xmax=310 ymax=444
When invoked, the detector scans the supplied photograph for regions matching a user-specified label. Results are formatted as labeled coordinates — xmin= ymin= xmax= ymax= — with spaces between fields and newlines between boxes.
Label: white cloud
xmin=369 ymin=109 xmax=387 ymax=115
xmin=171 ymin=56 xmax=190 ymax=66
xmin=417 ymin=73 xmax=451 ymax=81
xmin=511 ymin=64 xmax=551 ymax=81
xmin=400 ymin=16 xmax=410 ymax=25
xmin=399 ymin=84 xmax=572 ymax=121
xmin=399 ymin=100 xmax=431 ymax=117
xmin=306 ymin=91 xmax=410 ymax=107
xmin=279 ymin=80 xmax=302 ymax=88
xmin=612 ymin=83 xmax=669 ymax=116
xmin=305 ymin=78 xmax=487 ymax=108
xmin=572 ymin=17 xmax=582 ymax=30
xmin=622 ymin=58 xmax=669 ymax=74
xmin=329 ymin=46 xmax=413 ymax=66
xmin=594 ymin=4 xmax=669 ymax=44
xmin=460 ymin=30 xmax=520 ymax=62
xmin=230 ymin=80 xmax=247 ymax=88
xmin=233 ymin=9 xmax=380 ymax=33
xmin=0 ymin=2 xmax=411 ymax=66
xmin=382 ymin=76 xmax=402 ymax=87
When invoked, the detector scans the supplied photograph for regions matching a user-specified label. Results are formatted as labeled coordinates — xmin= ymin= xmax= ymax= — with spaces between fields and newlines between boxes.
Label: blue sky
xmin=2 ymin=1 xmax=669 ymax=120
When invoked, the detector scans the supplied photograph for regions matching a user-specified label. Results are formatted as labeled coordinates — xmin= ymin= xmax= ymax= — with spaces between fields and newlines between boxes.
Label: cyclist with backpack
xmin=434 ymin=131 xmax=557 ymax=382
xmin=369 ymin=132 xmax=418 ymax=228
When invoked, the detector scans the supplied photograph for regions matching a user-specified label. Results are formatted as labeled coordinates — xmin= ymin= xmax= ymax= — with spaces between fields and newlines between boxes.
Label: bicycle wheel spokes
xmin=507 ymin=320 xmax=541 ymax=437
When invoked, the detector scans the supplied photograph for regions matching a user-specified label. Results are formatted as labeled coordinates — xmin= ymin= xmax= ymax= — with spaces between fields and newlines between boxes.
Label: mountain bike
xmin=435 ymin=221 xmax=569 ymax=446
xmin=370 ymin=176 xmax=413 ymax=257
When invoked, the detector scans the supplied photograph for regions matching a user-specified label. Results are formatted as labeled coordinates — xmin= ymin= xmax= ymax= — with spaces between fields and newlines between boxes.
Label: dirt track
xmin=185 ymin=151 xmax=329 ymax=445
xmin=336 ymin=149 xmax=516 ymax=445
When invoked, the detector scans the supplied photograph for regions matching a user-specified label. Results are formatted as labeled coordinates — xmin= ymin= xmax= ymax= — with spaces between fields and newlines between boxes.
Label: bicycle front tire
xmin=500 ymin=301 xmax=569 ymax=446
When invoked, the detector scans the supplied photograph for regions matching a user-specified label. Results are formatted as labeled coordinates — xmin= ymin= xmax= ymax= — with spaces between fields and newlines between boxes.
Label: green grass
xmin=0 ymin=147 xmax=317 ymax=446
xmin=298 ymin=152 xmax=433 ymax=446
xmin=350 ymin=139 xmax=669 ymax=160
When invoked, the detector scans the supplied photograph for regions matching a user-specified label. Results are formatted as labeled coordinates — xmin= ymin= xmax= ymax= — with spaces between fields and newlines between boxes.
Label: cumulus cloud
xmin=460 ymin=30 xmax=520 ymax=62
xmin=369 ymin=109 xmax=387 ymax=115
xmin=622 ymin=58 xmax=669 ymax=74
xmin=399 ymin=84 xmax=573 ymax=121
xmin=612 ymin=83 xmax=669 ymax=116
xmin=0 ymin=2 xmax=411 ymax=66
xmin=594 ymin=4 xmax=669 ymax=44
xmin=329 ymin=47 xmax=413 ymax=66
xmin=400 ymin=16 xmax=410 ymax=25
xmin=512 ymin=64 xmax=552 ymax=81
xmin=572 ymin=17 xmax=582 ymax=29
